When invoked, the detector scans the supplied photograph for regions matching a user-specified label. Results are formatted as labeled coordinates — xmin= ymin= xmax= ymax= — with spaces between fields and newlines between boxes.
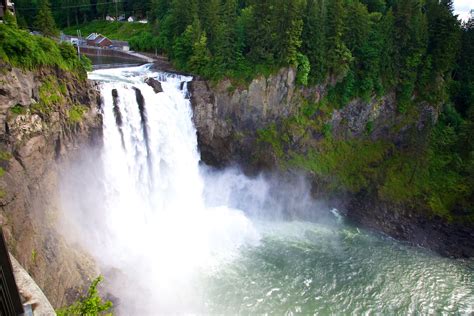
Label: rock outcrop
xmin=191 ymin=68 xmax=311 ymax=168
xmin=145 ymin=77 xmax=163 ymax=94
xmin=0 ymin=63 xmax=101 ymax=308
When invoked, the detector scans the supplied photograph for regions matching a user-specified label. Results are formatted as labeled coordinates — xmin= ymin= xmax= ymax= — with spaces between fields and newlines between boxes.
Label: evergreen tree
xmin=34 ymin=0 xmax=59 ymax=37
xmin=200 ymin=0 xmax=221 ymax=52
xmin=15 ymin=0 xmax=37 ymax=28
xmin=273 ymin=0 xmax=305 ymax=65
xmin=247 ymin=0 xmax=275 ymax=64
xmin=213 ymin=0 xmax=240 ymax=72
xmin=326 ymin=0 xmax=352 ymax=80
xmin=379 ymin=8 xmax=396 ymax=89
xmin=393 ymin=0 xmax=428 ymax=111
xmin=189 ymin=32 xmax=211 ymax=74
xmin=302 ymin=0 xmax=327 ymax=83
xmin=149 ymin=0 xmax=171 ymax=22
xmin=169 ymin=0 xmax=197 ymax=39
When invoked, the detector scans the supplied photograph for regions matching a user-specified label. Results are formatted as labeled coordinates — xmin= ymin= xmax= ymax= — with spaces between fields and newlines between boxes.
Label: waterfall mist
xmin=58 ymin=65 xmax=328 ymax=314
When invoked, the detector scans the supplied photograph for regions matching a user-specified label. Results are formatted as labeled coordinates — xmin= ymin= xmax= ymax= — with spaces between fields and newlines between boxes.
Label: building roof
xmin=111 ymin=40 xmax=129 ymax=46
xmin=86 ymin=33 xmax=100 ymax=40
xmin=96 ymin=36 xmax=108 ymax=44
xmin=86 ymin=33 xmax=112 ymax=46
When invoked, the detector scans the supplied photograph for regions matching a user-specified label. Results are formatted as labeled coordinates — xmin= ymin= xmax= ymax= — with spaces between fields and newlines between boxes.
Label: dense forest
xmin=14 ymin=1 xmax=472 ymax=107
xmin=10 ymin=0 xmax=474 ymax=219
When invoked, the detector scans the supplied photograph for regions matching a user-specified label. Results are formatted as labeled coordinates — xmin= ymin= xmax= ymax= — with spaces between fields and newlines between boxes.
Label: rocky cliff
xmin=190 ymin=67 xmax=474 ymax=258
xmin=192 ymin=68 xmax=311 ymax=168
xmin=0 ymin=63 xmax=101 ymax=308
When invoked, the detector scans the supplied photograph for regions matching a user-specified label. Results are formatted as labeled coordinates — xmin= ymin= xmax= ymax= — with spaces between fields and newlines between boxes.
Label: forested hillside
xmin=15 ymin=1 xmax=471 ymax=107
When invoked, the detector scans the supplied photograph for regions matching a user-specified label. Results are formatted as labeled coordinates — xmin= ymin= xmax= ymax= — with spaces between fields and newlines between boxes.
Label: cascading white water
xmin=85 ymin=65 xmax=259 ymax=314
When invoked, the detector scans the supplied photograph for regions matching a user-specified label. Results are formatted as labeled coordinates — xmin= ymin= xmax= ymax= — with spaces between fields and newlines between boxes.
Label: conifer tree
xmin=200 ymin=0 xmax=221 ymax=52
xmin=326 ymin=0 xmax=352 ymax=80
xmin=247 ymin=0 xmax=275 ymax=64
xmin=34 ymin=0 xmax=58 ymax=37
xmin=302 ymin=0 xmax=327 ymax=83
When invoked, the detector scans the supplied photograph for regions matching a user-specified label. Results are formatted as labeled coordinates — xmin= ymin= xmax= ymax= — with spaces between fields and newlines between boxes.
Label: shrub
xmin=0 ymin=24 xmax=89 ymax=77
xmin=57 ymin=276 xmax=113 ymax=316
xmin=10 ymin=105 xmax=26 ymax=115
xmin=68 ymin=105 xmax=88 ymax=124
xmin=296 ymin=53 xmax=310 ymax=86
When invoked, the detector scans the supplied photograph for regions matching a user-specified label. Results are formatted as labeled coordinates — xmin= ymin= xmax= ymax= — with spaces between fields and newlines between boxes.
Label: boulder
xmin=145 ymin=78 xmax=163 ymax=93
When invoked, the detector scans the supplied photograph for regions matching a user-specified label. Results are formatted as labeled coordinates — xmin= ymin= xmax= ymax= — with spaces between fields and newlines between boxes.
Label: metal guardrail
xmin=0 ymin=228 xmax=24 ymax=316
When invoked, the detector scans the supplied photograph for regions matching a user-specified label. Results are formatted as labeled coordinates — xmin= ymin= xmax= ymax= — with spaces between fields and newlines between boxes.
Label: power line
xmin=15 ymin=0 xmax=124 ymax=12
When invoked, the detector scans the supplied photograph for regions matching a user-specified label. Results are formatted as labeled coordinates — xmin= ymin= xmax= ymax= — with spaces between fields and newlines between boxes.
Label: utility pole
xmin=77 ymin=29 xmax=82 ymax=58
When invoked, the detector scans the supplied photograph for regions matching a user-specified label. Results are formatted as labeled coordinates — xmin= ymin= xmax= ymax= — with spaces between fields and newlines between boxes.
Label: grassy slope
xmin=62 ymin=20 xmax=149 ymax=41
xmin=0 ymin=23 xmax=90 ymax=77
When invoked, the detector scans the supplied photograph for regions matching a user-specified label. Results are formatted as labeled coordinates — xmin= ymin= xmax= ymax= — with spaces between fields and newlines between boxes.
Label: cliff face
xmin=190 ymin=68 xmax=435 ymax=168
xmin=0 ymin=63 xmax=101 ymax=308
xmin=190 ymin=68 xmax=474 ymax=258
xmin=191 ymin=68 xmax=306 ymax=167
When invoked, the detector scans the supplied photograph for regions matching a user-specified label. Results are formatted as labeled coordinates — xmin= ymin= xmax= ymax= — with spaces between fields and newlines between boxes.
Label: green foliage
xmin=63 ymin=20 xmax=153 ymax=52
xmin=257 ymin=124 xmax=285 ymax=159
xmin=11 ymin=0 xmax=472 ymax=220
xmin=63 ymin=21 xmax=149 ymax=41
xmin=57 ymin=276 xmax=113 ymax=316
xmin=68 ymin=105 xmax=88 ymax=124
xmin=189 ymin=33 xmax=211 ymax=75
xmin=32 ymin=76 xmax=64 ymax=116
xmin=34 ymin=0 xmax=59 ymax=37
xmin=322 ymin=123 xmax=332 ymax=138
xmin=3 ymin=10 xmax=18 ymax=27
xmin=0 ymin=151 xmax=12 ymax=161
xmin=31 ymin=249 xmax=37 ymax=264
xmin=10 ymin=105 xmax=27 ymax=115
xmin=366 ymin=121 xmax=374 ymax=134
xmin=0 ymin=24 xmax=88 ymax=77
xmin=53 ymin=0 xmax=463 ymax=100
xmin=296 ymin=53 xmax=310 ymax=86
xmin=256 ymin=81 xmax=473 ymax=219
xmin=290 ymin=139 xmax=392 ymax=192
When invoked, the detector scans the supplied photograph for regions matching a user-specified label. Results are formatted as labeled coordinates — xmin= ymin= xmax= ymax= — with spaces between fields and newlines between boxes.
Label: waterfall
xmin=82 ymin=65 xmax=259 ymax=314
xmin=59 ymin=65 xmax=474 ymax=315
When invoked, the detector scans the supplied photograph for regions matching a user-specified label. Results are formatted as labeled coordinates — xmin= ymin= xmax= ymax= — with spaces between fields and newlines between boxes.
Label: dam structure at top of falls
xmin=57 ymin=64 xmax=474 ymax=315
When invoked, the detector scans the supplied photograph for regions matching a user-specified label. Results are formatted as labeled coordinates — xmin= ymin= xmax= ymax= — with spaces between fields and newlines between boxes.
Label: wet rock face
xmin=0 ymin=63 xmax=101 ymax=308
xmin=190 ymin=67 xmax=302 ymax=168
xmin=145 ymin=77 xmax=163 ymax=93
